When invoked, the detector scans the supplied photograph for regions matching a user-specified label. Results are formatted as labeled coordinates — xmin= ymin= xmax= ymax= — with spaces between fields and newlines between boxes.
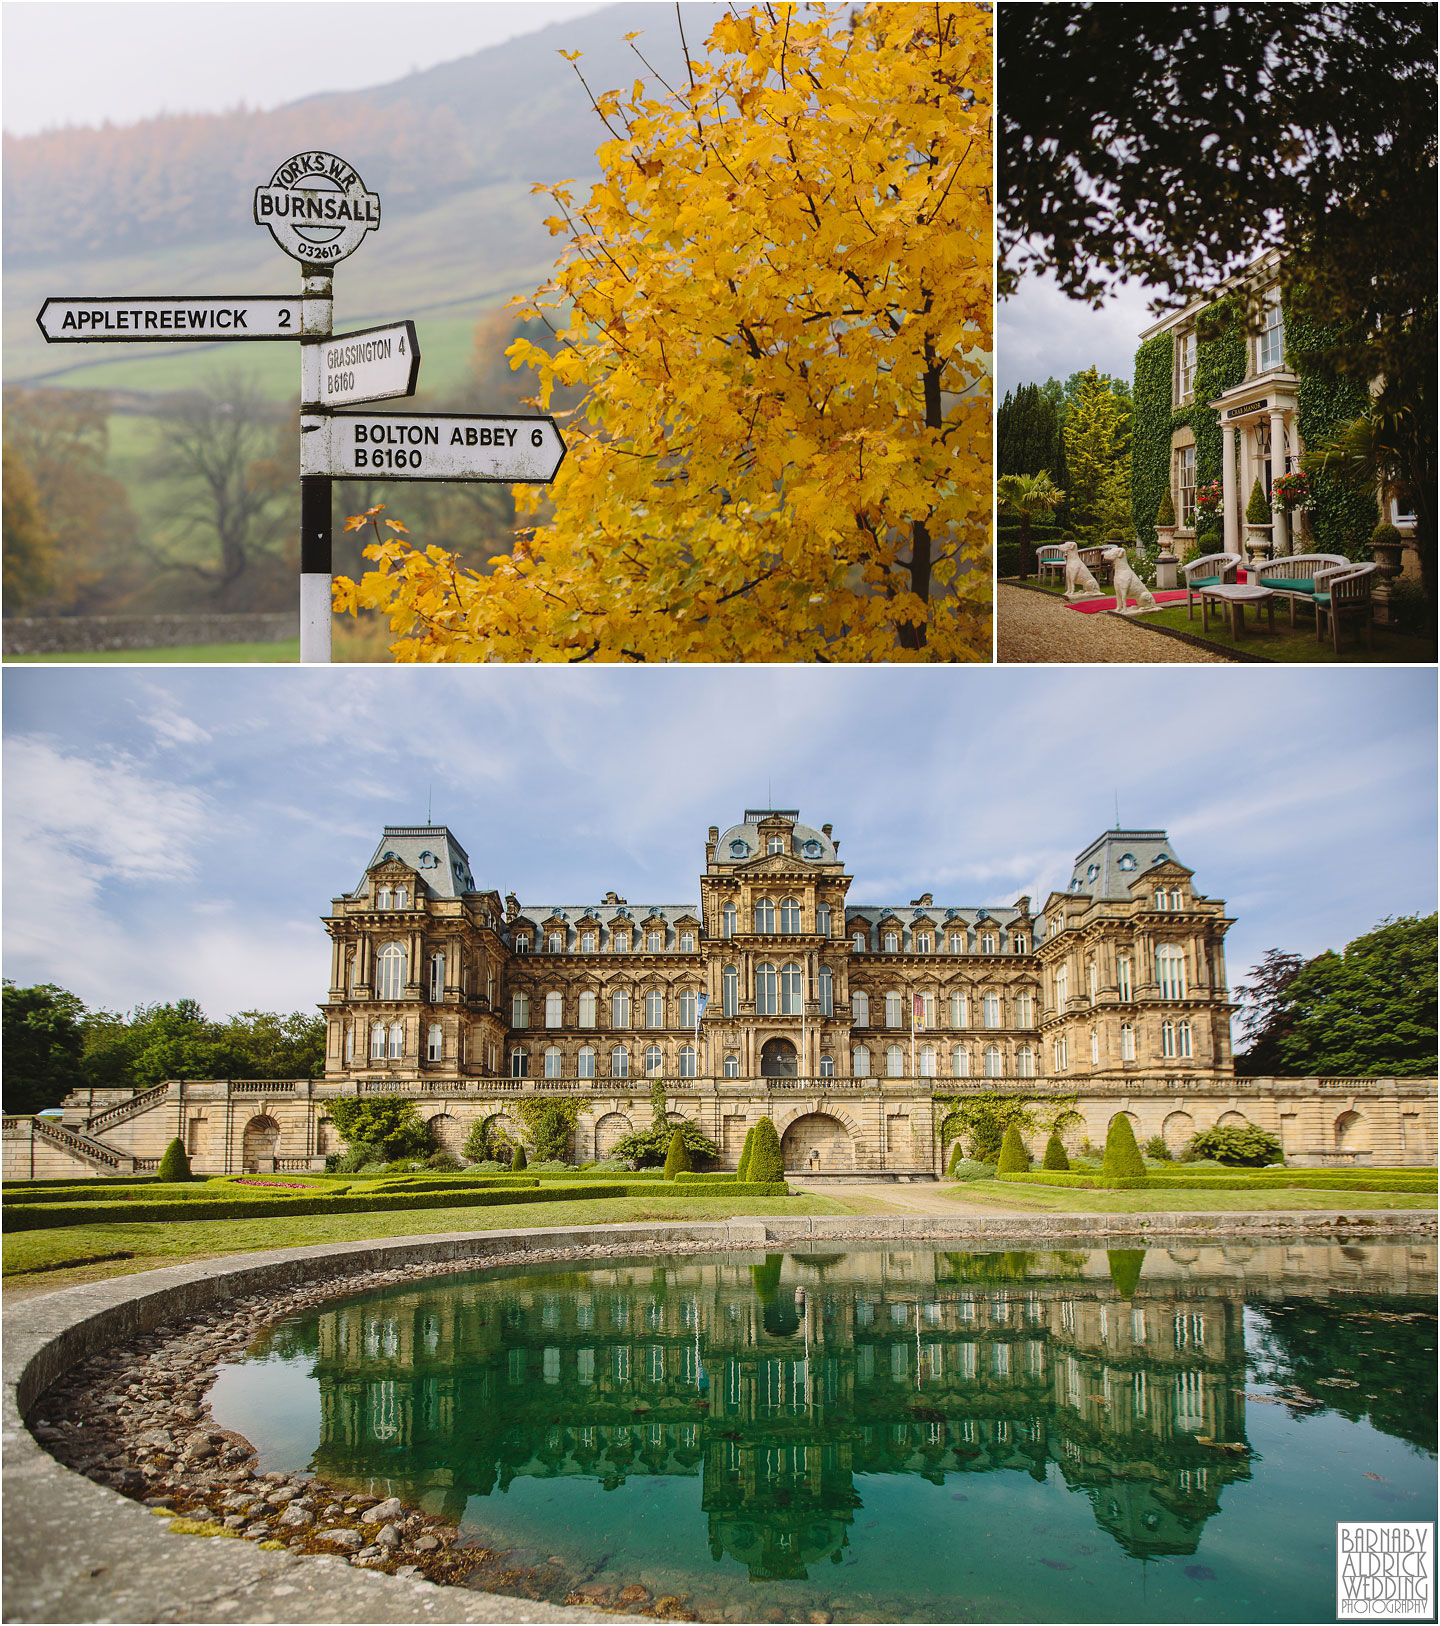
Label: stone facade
xmin=6 ymin=810 xmax=1435 ymax=1178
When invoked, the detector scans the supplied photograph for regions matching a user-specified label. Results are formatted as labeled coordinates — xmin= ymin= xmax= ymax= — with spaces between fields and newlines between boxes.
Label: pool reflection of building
xmin=303 ymin=1252 xmax=1258 ymax=1578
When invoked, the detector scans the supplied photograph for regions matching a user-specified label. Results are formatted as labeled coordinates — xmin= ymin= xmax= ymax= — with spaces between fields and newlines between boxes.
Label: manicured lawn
xmin=1 ymin=1193 xmax=855 ymax=1294
xmin=7 ymin=641 xmax=304 ymax=664
xmin=938 ymin=1181 xmax=1437 ymax=1215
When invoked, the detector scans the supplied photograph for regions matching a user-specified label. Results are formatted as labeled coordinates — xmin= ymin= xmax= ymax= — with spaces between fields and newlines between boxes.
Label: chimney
xmin=821 ymin=824 xmax=832 ymax=838
xmin=708 ymin=826 xmax=719 ymax=843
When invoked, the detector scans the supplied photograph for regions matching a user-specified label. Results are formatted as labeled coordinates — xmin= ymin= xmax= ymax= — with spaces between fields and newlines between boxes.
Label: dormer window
xmin=916 ymin=932 xmax=932 ymax=953
xmin=949 ymin=932 xmax=965 ymax=953
xmin=581 ymin=931 xmax=596 ymax=953
xmin=1069 ymin=879 xmax=1082 ymax=892
xmin=980 ymin=932 xmax=996 ymax=954
xmin=1086 ymin=864 xmax=1099 ymax=882
xmin=1118 ymin=853 xmax=1137 ymax=871
xmin=680 ymin=931 xmax=695 ymax=952
xmin=803 ymin=839 xmax=822 ymax=858
xmin=514 ymin=934 xmax=530 ymax=954
xmin=852 ymin=931 xmax=867 ymax=952
xmin=767 ymin=836 xmax=785 ymax=855
xmin=393 ymin=887 xmax=407 ymax=909
xmin=376 ymin=886 xmax=391 ymax=909
xmin=729 ymin=839 xmax=749 ymax=858
xmin=613 ymin=931 xmax=629 ymax=952
xmin=646 ymin=930 xmax=663 ymax=952
xmin=1013 ymin=934 xmax=1028 ymax=954
xmin=418 ymin=851 xmax=439 ymax=869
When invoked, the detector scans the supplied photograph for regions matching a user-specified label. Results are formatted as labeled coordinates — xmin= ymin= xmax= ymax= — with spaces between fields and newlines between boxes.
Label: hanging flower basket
xmin=1192 ymin=479 xmax=1224 ymax=524
xmin=1270 ymin=470 xmax=1311 ymax=512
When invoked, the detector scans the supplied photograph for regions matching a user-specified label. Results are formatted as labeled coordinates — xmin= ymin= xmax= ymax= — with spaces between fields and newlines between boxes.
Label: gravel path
xmin=997 ymin=583 xmax=1237 ymax=663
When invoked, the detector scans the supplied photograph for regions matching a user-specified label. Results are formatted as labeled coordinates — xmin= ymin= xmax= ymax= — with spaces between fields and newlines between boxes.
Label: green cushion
xmin=1189 ymin=575 xmax=1221 ymax=588
xmin=1313 ymin=592 xmax=1331 ymax=607
xmin=1267 ymin=578 xmax=1316 ymax=593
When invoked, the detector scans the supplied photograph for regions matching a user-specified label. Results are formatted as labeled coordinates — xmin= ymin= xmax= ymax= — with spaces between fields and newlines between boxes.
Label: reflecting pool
xmin=209 ymin=1242 xmax=1437 ymax=1622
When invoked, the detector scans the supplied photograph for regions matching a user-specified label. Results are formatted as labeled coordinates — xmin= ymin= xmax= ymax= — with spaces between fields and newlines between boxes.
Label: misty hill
xmin=3 ymin=3 xmax=725 ymax=393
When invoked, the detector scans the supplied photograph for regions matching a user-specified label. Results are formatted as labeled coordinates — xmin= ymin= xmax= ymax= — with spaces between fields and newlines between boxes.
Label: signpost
xmin=34 ymin=147 xmax=566 ymax=664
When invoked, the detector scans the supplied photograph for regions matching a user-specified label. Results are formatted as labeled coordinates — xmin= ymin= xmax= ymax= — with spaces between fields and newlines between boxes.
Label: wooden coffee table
xmin=1199 ymin=583 xmax=1276 ymax=640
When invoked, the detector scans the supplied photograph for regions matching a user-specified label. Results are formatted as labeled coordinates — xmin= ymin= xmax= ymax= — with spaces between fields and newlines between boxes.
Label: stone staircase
xmin=31 ymin=1116 xmax=133 ymax=1173
xmin=85 ymin=1083 xmax=171 ymax=1134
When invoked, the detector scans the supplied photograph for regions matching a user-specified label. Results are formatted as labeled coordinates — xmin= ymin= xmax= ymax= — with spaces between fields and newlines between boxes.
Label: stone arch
xmin=772 ymin=1102 xmax=864 ymax=1141
xmin=759 ymin=1037 xmax=797 ymax=1077
xmin=241 ymin=1114 xmax=280 ymax=1172
xmin=780 ymin=1112 xmax=854 ymax=1172
xmin=479 ymin=1113 xmax=523 ymax=1162
xmin=1217 ymin=1110 xmax=1250 ymax=1127
xmin=594 ymin=1112 xmax=633 ymax=1157
xmin=426 ymin=1112 xmax=463 ymax=1153
xmin=315 ymin=1116 xmax=334 ymax=1156
xmin=1335 ymin=1110 xmax=1371 ymax=1152
xmin=1162 ymin=1110 xmax=1195 ymax=1152
xmin=1107 ymin=1110 xmax=1141 ymax=1130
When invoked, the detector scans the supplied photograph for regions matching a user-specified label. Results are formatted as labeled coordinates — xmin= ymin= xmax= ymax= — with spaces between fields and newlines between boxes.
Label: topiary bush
xmin=156 ymin=1137 xmax=192 ymax=1183
xmin=510 ymin=1143 xmax=528 ymax=1171
xmin=1185 ymin=1124 xmax=1284 ymax=1167
xmin=662 ymin=1127 xmax=692 ymax=1179
xmin=1102 ymin=1115 xmax=1146 ymax=1180
xmin=1155 ymin=487 xmax=1175 ymax=527
xmin=1108 ymin=1249 xmax=1146 ymax=1298
xmin=748 ymin=1117 xmax=785 ymax=1184
xmin=1246 ymin=478 xmax=1271 ymax=525
xmin=736 ymin=1124 xmax=756 ymax=1182
xmin=947 ymin=1158 xmax=996 ymax=1182
xmin=997 ymin=1124 xmax=1031 ymax=1173
xmin=1042 ymin=1134 xmax=1069 ymax=1171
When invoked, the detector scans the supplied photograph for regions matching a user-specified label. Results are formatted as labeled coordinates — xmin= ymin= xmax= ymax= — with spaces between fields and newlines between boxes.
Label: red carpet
xmin=1063 ymin=568 xmax=1250 ymax=614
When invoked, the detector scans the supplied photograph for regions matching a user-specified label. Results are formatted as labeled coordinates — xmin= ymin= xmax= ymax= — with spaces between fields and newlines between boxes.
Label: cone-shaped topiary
xmin=1042 ymin=1133 xmax=1069 ymax=1171
xmin=1246 ymin=477 xmax=1270 ymax=525
xmin=663 ymin=1126 xmax=692 ymax=1178
xmin=997 ymin=1124 xmax=1030 ymax=1173
xmin=510 ymin=1142 xmax=528 ymax=1171
xmin=1101 ymin=1114 xmax=1146 ymax=1180
xmin=946 ymin=1139 xmax=965 ymax=1175
xmin=1107 ymin=1248 xmax=1146 ymax=1298
xmin=736 ymin=1124 xmax=756 ymax=1181
xmin=1155 ymin=488 xmax=1175 ymax=527
xmin=748 ymin=1116 xmax=784 ymax=1183
xmin=157 ymin=1137 xmax=192 ymax=1182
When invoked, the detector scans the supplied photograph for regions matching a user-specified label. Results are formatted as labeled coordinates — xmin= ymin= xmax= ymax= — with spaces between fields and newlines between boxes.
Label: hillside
xmin=3 ymin=2 xmax=726 ymax=396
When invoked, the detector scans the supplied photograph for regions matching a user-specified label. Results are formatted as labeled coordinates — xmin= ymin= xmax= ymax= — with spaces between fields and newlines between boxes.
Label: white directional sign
xmin=306 ymin=412 xmax=567 ymax=483
xmin=320 ymin=321 xmax=420 ymax=407
xmin=254 ymin=151 xmax=381 ymax=266
xmin=36 ymin=296 xmax=304 ymax=343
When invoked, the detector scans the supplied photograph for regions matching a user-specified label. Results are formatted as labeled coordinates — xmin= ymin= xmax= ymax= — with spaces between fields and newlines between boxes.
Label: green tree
xmin=328 ymin=1097 xmax=434 ymax=1162
xmin=941 ymin=1090 xmax=1036 ymax=1164
xmin=1273 ymin=915 xmax=1438 ymax=1076
xmin=1062 ymin=368 xmax=1131 ymax=541
xmin=511 ymin=1141 xmax=529 ymax=1171
xmin=996 ymin=471 xmax=1065 ymax=577
xmin=1186 ymin=1124 xmax=1284 ymax=1167
xmin=220 ymin=1010 xmax=326 ymax=1079
xmin=736 ymin=1124 xmax=756 ymax=1181
xmin=157 ymin=1136 xmax=192 ymax=1182
xmin=747 ymin=1117 xmax=785 ymax=1183
xmin=1101 ymin=1114 xmax=1146 ymax=1180
xmin=662 ymin=1126 xmax=692 ymax=1179
xmin=2 ymin=982 xmax=87 ymax=1115
xmin=1232 ymin=948 xmax=1307 ymax=1075
xmin=997 ymin=1123 xmax=1031 ymax=1173
xmin=1042 ymin=1133 xmax=1070 ymax=1171
xmin=997 ymin=383 xmax=1065 ymax=482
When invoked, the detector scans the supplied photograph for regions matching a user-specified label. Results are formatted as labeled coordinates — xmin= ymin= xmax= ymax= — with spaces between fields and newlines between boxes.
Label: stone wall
xmin=2 ymin=613 xmax=297 ymax=655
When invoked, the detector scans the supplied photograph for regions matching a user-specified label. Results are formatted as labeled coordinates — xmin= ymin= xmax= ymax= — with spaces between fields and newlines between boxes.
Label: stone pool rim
xmin=6 ymin=1211 xmax=1436 ymax=1625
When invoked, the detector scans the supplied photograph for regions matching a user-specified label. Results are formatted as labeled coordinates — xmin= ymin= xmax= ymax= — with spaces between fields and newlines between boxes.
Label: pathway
xmin=997 ymin=582 xmax=1237 ymax=663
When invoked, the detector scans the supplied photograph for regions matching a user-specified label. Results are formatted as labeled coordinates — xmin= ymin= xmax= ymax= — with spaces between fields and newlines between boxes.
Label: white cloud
xmin=998 ymin=271 xmax=1159 ymax=394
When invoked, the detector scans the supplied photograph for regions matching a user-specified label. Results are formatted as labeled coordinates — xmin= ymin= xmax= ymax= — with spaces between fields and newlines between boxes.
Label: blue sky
xmin=3 ymin=666 xmax=1435 ymax=1021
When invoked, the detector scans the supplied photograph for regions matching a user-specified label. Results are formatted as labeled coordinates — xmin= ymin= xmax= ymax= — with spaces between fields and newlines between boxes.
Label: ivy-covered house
xmin=1130 ymin=252 xmax=1412 ymax=565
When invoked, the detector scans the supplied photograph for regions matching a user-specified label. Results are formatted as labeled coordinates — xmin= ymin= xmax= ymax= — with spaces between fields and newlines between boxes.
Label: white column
xmin=1221 ymin=422 xmax=1238 ymax=555
xmin=1269 ymin=408 xmax=1289 ymax=555
xmin=1287 ymin=413 xmax=1306 ymax=546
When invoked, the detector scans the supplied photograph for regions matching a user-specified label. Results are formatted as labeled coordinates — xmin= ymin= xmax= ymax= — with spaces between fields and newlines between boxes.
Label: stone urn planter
xmin=1244 ymin=522 xmax=1273 ymax=568
xmin=1371 ymin=526 xmax=1405 ymax=582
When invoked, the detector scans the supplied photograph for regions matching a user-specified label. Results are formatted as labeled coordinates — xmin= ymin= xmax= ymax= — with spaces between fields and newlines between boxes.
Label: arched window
xmin=429 ymin=952 xmax=445 ymax=1001
xmin=646 ymin=930 xmax=663 ymax=952
xmin=853 ymin=930 xmax=867 ymax=952
xmin=1055 ymin=964 xmax=1069 ymax=1006
xmin=645 ymin=990 xmax=665 ymax=1028
xmin=952 ymin=1045 xmax=970 ymax=1077
xmin=1016 ymin=1046 xmax=1035 ymax=1078
xmin=1156 ymin=945 xmax=1187 ymax=999
xmin=950 ymin=991 xmax=969 ymax=1028
xmin=511 ymin=991 xmax=530 ymax=1028
xmin=612 ymin=930 xmax=629 ymax=952
xmin=984 ymin=1044 xmax=1003 ymax=1078
xmin=1162 ymin=1019 xmax=1176 ymax=1058
xmin=853 ymin=1045 xmax=871 ymax=1078
xmin=918 ymin=1044 xmax=937 ymax=1078
xmin=819 ymin=1054 xmax=834 ymax=1078
xmin=722 ymin=964 xmax=739 ymax=1017
xmin=917 ymin=992 xmax=936 ymax=1028
xmin=581 ymin=931 xmax=596 ymax=953
xmin=949 ymin=931 xmax=965 ymax=953
xmin=780 ymin=962 xmax=804 ymax=1014
xmin=883 ymin=931 xmax=899 ymax=953
xmin=545 ymin=991 xmax=563 ymax=1028
xmin=851 ymin=989 xmax=870 ymax=1025
xmin=722 ymin=903 xmax=737 ymax=938
xmin=545 ymin=1046 xmax=563 ymax=1078
xmin=611 ymin=1045 xmax=630 ymax=1078
xmin=611 ymin=989 xmax=631 ymax=1028
xmin=548 ymin=931 xmax=564 ymax=954
xmin=388 ymin=1021 xmax=403 ymax=1059
xmin=980 ymin=932 xmax=996 ymax=954
xmin=679 ymin=1044 xmax=696 ymax=1077
xmin=513 ymin=933 xmax=530 ymax=954
xmin=645 ymin=1044 xmax=664 ymax=1077
xmin=723 ymin=1054 xmax=740 ymax=1078
xmin=755 ymin=963 xmax=778 ymax=1015
xmin=1014 ymin=990 xmax=1033 ymax=1027
xmin=885 ymin=992 xmax=904 ymax=1028
xmin=376 ymin=942 xmax=407 ymax=1001
xmin=680 ymin=931 xmax=695 ymax=952
xmin=376 ymin=885 xmax=392 ymax=909
xmin=676 ymin=989 xmax=698 ymax=1028
xmin=578 ymin=1046 xmax=596 ymax=1078
xmin=370 ymin=1022 xmax=386 ymax=1059
xmin=917 ymin=931 xmax=933 ymax=953
xmin=886 ymin=1045 xmax=905 ymax=1077
xmin=816 ymin=903 xmax=831 ymax=936
xmin=1121 ymin=1023 xmax=1136 ymax=1060
xmin=1178 ymin=1019 xmax=1193 ymax=1058
xmin=818 ymin=966 xmax=833 ymax=1016
xmin=754 ymin=897 xmax=776 ymax=933
xmin=578 ymin=991 xmax=597 ymax=1029
xmin=1117 ymin=957 xmax=1133 ymax=1000
xmin=779 ymin=898 xmax=802 ymax=933
xmin=427 ymin=1024 xmax=443 ymax=1062
xmin=511 ymin=1048 xmax=529 ymax=1077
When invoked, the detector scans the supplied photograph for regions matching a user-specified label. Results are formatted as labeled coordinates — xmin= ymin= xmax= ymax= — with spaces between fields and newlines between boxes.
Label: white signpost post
xmin=35 ymin=146 xmax=566 ymax=664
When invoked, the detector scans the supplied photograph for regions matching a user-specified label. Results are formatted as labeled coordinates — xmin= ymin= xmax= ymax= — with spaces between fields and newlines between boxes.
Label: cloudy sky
xmin=3 ymin=666 xmax=1434 ymax=1022
xmin=997 ymin=272 xmax=1159 ymax=398
xmin=2 ymin=1 xmax=606 ymax=135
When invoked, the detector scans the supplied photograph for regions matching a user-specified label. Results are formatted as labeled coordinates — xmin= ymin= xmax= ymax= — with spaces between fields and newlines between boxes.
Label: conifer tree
xmin=748 ymin=1117 xmax=785 ymax=1184
xmin=1101 ymin=1115 xmax=1146 ymax=1180
xmin=736 ymin=1124 xmax=756 ymax=1182
xmin=511 ymin=1142 xmax=528 ymax=1171
xmin=1042 ymin=1133 xmax=1070 ymax=1171
xmin=662 ymin=1126 xmax=691 ymax=1179
xmin=997 ymin=1123 xmax=1030 ymax=1173
xmin=157 ymin=1136 xmax=191 ymax=1183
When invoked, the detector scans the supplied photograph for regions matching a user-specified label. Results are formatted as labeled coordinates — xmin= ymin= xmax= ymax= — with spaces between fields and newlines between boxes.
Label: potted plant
xmin=1153 ymin=487 xmax=1177 ymax=550
xmin=1193 ymin=478 xmax=1224 ymax=534
xmin=1244 ymin=477 xmax=1273 ymax=565
xmin=1370 ymin=520 xmax=1405 ymax=581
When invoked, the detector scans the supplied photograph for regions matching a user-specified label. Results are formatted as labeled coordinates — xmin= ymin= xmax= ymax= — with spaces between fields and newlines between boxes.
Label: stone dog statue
xmin=1104 ymin=545 xmax=1159 ymax=613
xmin=1060 ymin=541 xmax=1104 ymax=599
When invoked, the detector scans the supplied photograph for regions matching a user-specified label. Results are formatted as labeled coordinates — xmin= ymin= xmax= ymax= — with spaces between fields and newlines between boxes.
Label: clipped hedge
xmin=997 ymin=1171 xmax=1436 ymax=1192
xmin=5 ymin=1181 xmax=352 ymax=1205
xmin=674 ymin=1170 xmax=753 ymax=1183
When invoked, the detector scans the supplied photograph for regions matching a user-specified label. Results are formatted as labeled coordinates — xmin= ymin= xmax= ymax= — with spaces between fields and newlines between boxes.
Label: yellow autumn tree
xmin=336 ymin=2 xmax=992 ymax=661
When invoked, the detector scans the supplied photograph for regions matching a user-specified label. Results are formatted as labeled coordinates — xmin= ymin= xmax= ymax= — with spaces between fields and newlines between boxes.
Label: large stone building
xmin=7 ymin=811 xmax=1434 ymax=1177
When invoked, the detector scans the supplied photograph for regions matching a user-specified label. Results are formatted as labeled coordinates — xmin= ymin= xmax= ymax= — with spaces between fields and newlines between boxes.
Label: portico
xmin=1212 ymin=375 xmax=1303 ymax=561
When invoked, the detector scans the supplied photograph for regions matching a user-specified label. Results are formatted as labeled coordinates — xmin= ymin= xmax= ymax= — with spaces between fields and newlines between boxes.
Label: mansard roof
xmin=715 ymin=810 xmax=836 ymax=865
xmin=354 ymin=825 xmax=476 ymax=899
xmin=847 ymin=904 xmax=1030 ymax=930
xmin=1066 ymin=829 xmax=1190 ymax=901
